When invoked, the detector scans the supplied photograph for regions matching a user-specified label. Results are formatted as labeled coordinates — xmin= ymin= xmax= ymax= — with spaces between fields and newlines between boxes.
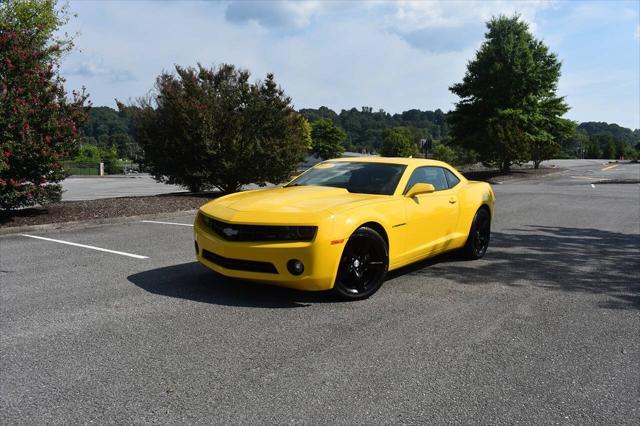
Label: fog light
xmin=194 ymin=241 xmax=199 ymax=255
xmin=287 ymin=259 xmax=304 ymax=275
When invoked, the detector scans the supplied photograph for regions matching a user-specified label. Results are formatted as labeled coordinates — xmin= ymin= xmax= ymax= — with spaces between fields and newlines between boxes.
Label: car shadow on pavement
xmin=127 ymin=262 xmax=335 ymax=308
xmin=395 ymin=225 xmax=640 ymax=310
xmin=129 ymin=226 xmax=639 ymax=310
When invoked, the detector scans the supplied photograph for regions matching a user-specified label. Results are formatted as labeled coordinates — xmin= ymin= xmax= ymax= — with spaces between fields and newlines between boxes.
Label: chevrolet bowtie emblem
xmin=222 ymin=227 xmax=239 ymax=237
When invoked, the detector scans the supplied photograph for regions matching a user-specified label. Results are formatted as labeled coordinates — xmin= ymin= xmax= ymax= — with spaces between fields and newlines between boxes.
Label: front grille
xmin=199 ymin=214 xmax=317 ymax=242
xmin=202 ymin=249 xmax=278 ymax=274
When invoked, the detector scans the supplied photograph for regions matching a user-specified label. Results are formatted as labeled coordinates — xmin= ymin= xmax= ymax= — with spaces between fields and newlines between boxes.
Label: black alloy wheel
xmin=462 ymin=208 xmax=491 ymax=260
xmin=333 ymin=227 xmax=388 ymax=300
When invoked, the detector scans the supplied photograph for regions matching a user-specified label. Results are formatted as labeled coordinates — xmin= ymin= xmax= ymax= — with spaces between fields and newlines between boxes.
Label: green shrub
xmin=431 ymin=144 xmax=457 ymax=165
xmin=380 ymin=128 xmax=418 ymax=157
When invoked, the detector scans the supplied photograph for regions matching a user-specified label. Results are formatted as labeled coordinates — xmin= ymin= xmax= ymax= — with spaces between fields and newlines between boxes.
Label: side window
xmin=444 ymin=168 xmax=460 ymax=188
xmin=404 ymin=167 xmax=449 ymax=193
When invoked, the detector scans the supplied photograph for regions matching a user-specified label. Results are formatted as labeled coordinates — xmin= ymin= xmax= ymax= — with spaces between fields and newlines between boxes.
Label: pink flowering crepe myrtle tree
xmin=0 ymin=29 xmax=90 ymax=210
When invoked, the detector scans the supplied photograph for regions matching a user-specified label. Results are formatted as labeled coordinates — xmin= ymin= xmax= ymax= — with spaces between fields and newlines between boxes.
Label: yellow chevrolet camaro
xmin=194 ymin=157 xmax=495 ymax=300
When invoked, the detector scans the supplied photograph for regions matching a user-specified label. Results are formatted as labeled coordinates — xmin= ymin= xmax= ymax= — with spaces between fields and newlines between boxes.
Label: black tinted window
xmin=405 ymin=167 xmax=448 ymax=193
xmin=288 ymin=162 xmax=407 ymax=195
xmin=444 ymin=168 xmax=460 ymax=188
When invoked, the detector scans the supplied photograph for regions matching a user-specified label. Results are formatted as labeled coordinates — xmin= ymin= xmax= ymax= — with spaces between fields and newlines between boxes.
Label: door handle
xmin=449 ymin=197 xmax=457 ymax=204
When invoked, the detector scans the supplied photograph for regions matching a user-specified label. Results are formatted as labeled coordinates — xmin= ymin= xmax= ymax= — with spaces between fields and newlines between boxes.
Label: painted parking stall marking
xmin=20 ymin=234 xmax=149 ymax=259
xmin=140 ymin=220 xmax=194 ymax=227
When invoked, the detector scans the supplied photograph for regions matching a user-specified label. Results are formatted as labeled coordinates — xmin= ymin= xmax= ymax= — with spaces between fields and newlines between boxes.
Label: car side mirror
xmin=406 ymin=183 xmax=436 ymax=198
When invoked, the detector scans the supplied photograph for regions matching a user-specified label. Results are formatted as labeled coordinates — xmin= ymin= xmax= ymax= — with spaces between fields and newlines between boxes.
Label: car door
xmin=402 ymin=166 xmax=460 ymax=260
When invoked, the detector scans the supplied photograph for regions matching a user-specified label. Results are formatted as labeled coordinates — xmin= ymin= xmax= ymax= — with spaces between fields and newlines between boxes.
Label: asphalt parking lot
xmin=61 ymin=175 xmax=187 ymax=201
xmin=1 ymin=160 xmax=639 ymax=424
xmin=61 ymin=175 xmax=264 ymax=201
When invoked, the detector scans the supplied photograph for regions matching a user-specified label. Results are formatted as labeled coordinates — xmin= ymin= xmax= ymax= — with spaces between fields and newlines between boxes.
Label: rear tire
xmin=461 ymin=208 xmax=491 ymax=260
xmin=332 ymin=227 xmax=388 ymax=301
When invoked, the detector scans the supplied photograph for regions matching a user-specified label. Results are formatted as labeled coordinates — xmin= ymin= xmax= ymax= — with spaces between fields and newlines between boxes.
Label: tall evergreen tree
xmin=448 ymin=15 xmax=574 ymax=171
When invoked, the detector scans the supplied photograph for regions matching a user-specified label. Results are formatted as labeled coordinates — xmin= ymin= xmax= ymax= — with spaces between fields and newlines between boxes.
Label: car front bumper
xmin=193 ymin=215 xmax=344 ymax=291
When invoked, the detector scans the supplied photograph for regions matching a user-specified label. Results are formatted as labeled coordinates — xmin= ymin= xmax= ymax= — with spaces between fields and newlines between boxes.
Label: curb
xmin=0 ymin=209 xmax=199 ymax=236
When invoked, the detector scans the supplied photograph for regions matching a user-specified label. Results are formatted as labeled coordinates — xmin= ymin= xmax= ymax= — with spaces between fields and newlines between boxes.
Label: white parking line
xmin=20 ymin=234 xmax=149 ymax=259
xmin=140 ymin=220 xmax=194 ymax=227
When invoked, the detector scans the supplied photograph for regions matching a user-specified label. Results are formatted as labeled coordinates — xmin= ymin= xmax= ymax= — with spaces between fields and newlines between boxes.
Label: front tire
xmin=332 ymin=227 xmax=388 ymax=300
xmin=461 ymin=208 xmax=491 ymax=259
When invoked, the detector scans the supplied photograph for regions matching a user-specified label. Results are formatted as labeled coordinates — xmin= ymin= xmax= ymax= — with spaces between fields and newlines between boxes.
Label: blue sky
xmin=61 ymin=0 xmax=640 ymax=129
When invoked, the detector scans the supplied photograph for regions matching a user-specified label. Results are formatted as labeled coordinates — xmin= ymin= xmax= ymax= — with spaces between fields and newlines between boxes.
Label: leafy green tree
xmin=578 ymin=122 xmax=640 ymax=146
xmin=311 ymin=119 xmax=346 ymax=160
xmin=96 ymin=134 xmax=110 ymax=149
xmin=100 ymin=145 xmax=119 ymax=174
xmin=584 ymin=138 xmax=603 ymax=159
xmin=73 ymin=143 xmax=119 ymax=173
xmin=448 ymin=15 xmax=573 ymax=172
xmin=0 ymin=0 xmax=89 ymax=209
xmin=74 ymin=144 xmax=101 ymax=163
xmin=560 ymin=129 xmax=589 ymax=158
xmin=108 ymin=133 xmax=133 ymax=158
xmin=380 ymin=128 xmax=418 ymax=157
xmin=83 ymin=106 xmax=131 ymax=138
xmin=431 ymin=143 xmax=457 ymax=165
xmin=0 ymin=0 xmax=73 ymax=52
xmin=300 ymin=107 xmax=450 ymax=154
xmin=124 ymin=64 xmax=311 ymax=193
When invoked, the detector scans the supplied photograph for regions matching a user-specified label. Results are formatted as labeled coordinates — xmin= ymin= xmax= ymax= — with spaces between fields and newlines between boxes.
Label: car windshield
xmin=287 ymin=162 xmax=407 ymax=195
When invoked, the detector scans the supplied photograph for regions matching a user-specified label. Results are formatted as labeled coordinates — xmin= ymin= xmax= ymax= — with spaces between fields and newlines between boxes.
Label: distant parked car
xmin=194 ymin=157 xmax=495 ymax=300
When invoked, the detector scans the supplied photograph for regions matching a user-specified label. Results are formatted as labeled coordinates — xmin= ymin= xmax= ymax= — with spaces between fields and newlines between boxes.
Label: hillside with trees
xmin=82 ymin=106 xmax=138 ymax=159
xmin=299 ymin=107 xmax=448 ymax=153
xmin=578 ymin=122 xmax=640 ymax=146
xmin=560 ymin=122 xmax=640 ymax=160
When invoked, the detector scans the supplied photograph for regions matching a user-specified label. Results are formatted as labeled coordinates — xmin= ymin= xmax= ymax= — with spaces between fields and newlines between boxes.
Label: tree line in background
xmin=300 ymin=106 xmax=449 ymax=153
xmin=2 ymin=1 xmax=639 ymax=210
xmin=81 ymin=105 xmax=640 ymax=163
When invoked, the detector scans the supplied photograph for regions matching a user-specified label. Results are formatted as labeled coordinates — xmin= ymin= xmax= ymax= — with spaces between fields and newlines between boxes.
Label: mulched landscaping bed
xmin=1 ymin=166 xmax=562 ymax=229
xmin=463 ymin=166 xmax=562 ymax=183
xmin=1 ymin=193 xmax=219 ymax=228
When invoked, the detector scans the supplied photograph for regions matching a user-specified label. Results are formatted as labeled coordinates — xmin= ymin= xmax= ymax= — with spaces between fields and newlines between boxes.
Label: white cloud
xmin=389 ymin=0 xmax=554 ymax=30
xmin=380 ymin=1 xmax=555 ymax=52
xmin=64 ymin=54 xmax=135 ymax=83
xmin=225 ymin=0 xmax=324 ymax=28
xmin=60 ymin=0 xmax=639 ymax=128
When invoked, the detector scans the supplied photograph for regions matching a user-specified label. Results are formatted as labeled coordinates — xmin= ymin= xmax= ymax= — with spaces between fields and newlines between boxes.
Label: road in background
xmin=61 ymin=175 xmax=268 ymax=201
xmin=545 ymin=159 xmax=640 ymax=182
xmin=2 ymin=160 xmax=639 ymax=423
xmin=62 ymin=175 xmax=186 ymax=201
xmin=62 ymin=159 xmax=638 ymax=202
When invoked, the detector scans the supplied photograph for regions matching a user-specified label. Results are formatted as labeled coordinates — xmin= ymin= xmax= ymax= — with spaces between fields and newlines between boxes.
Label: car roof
xmin=328 ymin=156 xmax=452 ymax=168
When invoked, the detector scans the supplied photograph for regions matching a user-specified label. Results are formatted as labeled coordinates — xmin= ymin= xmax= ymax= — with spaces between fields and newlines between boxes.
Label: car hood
xmin=200 ymin=186 xmax=386 ymax=223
